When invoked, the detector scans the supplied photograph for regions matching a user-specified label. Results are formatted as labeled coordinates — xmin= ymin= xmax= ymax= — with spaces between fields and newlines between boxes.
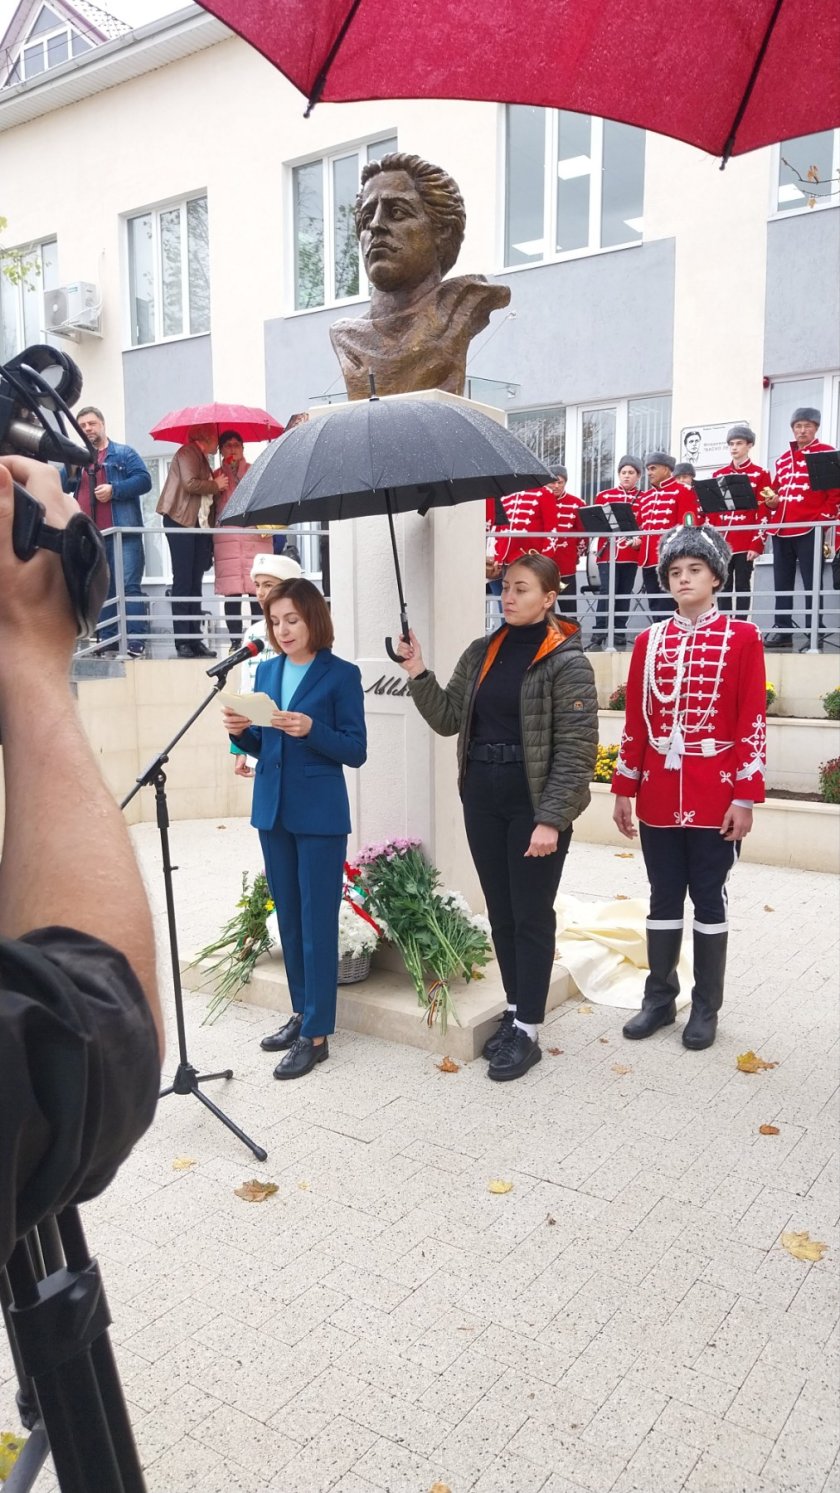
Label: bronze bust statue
xmin=330 ymin=153 xmax=511 ymax=400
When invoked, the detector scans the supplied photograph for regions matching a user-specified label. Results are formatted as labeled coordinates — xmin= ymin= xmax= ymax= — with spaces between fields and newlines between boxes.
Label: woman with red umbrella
xmin=156 ymin=423 xmax=227 ymax=658
xmin=211 ymin=429 xmax=273 ymax=648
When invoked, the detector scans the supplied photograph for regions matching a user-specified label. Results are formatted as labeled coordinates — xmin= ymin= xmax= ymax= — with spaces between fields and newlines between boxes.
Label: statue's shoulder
xmin=436 ymin=275 xmax=511 ymax=317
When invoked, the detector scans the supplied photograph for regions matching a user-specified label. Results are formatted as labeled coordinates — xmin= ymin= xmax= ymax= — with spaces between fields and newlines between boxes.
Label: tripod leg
xmin=193 ymin=1086 xmax=268 ymax=1161
xmin=195 ymin=1067 xmax=234 ymax=1083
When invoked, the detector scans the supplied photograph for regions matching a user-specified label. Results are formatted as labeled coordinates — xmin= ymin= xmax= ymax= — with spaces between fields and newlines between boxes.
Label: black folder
xmin=695 ymin=474 xmax=757 ymax=515
xmin=579 ymin=502 xmax=638 ymax=534
xmin=804 ymin=450 xmax=840 ymax=491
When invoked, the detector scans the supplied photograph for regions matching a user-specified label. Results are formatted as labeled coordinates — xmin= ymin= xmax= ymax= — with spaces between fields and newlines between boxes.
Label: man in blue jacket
xmin=63 ymin=407 xmax=151 ymax=656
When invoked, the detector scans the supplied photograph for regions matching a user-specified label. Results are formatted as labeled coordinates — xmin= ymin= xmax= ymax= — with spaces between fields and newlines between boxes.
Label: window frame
xmin=123 ymin=193 xmax=210 ymax=350
xmin=285 ymin=133 xmax=398 ymax=314
xmin=763 ymin=371 xmax=840 ymax=466
xmin=508 ymin=391 xmax=672 ymax=501
xmin=770 ymin=131 xmax=840 ymax=221
xmin=0 ymin=237 xmax=58 ymax=363
xmin=501 ymin=107 xmax=646 ymax=272
xmin=12 ymin=6 xmax=90 ymax=81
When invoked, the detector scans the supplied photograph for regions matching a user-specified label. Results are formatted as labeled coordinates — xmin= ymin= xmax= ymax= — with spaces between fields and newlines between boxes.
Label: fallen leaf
xmin=216 ymin=824 xmax=227 ymax=829
xmin=598 ymin=1036 xmax=609 ymax=1044
xmin=612 ymin=1063 xmax=632 ymax=1075
xmin=0 ymin=1433 xmax=25 ymax=1480
xmin=758 ymin=1125 xmax=780 ymax=1136
xmin=614 ymin=852 xmax=634 ymax=859
xmin=172 ymin=1156 xmax=196 ymax=1171
xmin=546 ymin=1215 xmax=557 ymax=1226
xmin=488 ymin=1180 xmax=514 ymax=1195
xmin=429 ymin=1484 xmax=452 ymax=1493
xmin=297 ymin=1181 xmax=310 ymax=1190
xmin=614 ymin=893 xmax=630 ymax=900
xmin=781 ymin=1231 xmax=829 ymax=1263
xmin=437 ymin=1056 xmax=460 ymax=1073
xmin=736 ymin=1050 xmax=779 ymax=1074
xmin=234 ymin=1179 xmax=279 ymax=1203
xmin=547 ymin=1047 xmax=563 ymax=1056
xmin=578 ymin=1004 xmax=593 ymax=1015
xmin=763 ymin=904 xmax=774 ymax=912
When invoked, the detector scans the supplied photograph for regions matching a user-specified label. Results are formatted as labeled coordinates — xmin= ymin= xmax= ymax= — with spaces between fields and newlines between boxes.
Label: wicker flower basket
xmin=337 ymin=950 xmax=372 ymax=985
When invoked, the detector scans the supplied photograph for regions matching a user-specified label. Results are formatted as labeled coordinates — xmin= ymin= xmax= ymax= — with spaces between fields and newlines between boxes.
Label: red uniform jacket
xmin=771 ymin=440 xmax=840 ymax=538
xmin=593 ymin=485 xmax=642 ymax=563
xmin=708 ymin=459 xmax=772 ymax=555
xmin=633 ymin=481 xmax=701 ymax=568
xmin=487 ymin=487 xmax=553 ymax=565
xmin=611 ymin=609 xmax=767 ymax=829
xmin=542 ymin=490 xmax=585 ymax=576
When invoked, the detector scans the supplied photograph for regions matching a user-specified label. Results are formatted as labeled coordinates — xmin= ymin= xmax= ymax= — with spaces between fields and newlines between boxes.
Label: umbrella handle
xmin=385 ymin=607 xmax=411 ymax=663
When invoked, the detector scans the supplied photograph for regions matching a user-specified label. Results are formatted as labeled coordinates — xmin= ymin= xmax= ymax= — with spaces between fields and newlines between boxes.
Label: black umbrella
xmin=220 ymin=391 xmax=551 ymax=659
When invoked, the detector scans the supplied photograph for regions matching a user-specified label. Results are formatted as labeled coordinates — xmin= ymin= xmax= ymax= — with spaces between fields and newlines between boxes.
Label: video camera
xmin=0 ymin=344 xmax=108 ymax=636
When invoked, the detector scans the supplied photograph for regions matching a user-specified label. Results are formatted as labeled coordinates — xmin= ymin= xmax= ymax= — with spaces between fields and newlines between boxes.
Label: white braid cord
xmin=642 ymin=613 xmax=732 ymax=770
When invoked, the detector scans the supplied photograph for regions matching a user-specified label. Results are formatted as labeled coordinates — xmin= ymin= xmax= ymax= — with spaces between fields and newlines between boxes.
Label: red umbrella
xmin=196 ymin=0 xmax=839 ymax=162
xmin=150 ymin=403 xmax=284 ymax=445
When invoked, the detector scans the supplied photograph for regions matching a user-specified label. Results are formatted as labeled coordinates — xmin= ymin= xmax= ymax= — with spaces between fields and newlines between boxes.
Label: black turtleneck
xmin=471 ymin=620 xmax=549 ymax=746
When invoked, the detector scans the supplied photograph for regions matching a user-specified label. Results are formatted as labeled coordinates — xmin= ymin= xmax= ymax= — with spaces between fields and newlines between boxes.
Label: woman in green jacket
xmin=397 ymin=552 xmax=598 ymax=1081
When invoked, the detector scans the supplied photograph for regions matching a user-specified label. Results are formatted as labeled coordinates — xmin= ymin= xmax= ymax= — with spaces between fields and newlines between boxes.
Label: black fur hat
xmin=657 ymin=522 xmax=732 ymax=591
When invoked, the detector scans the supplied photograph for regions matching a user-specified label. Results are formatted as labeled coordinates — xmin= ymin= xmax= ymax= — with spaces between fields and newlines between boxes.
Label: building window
xmin=0 ymin=237 xmax=58 ymax=361
xmin=766 ymin=373 xmax=840 ymax=463
xmin=509 ymin=394 xmax=670 ymax=500
xmin=292 ymin=135 xmax=397 ymax=310
xmin=126 ymin=196 xmax=210 ymax=347
xmin=504 ymin=107 xmax=645 ymax=268
xmin=775 ymin=131 xmax=840 ymax=214
xmin=6 ymin=4 xmax=91 ymax=82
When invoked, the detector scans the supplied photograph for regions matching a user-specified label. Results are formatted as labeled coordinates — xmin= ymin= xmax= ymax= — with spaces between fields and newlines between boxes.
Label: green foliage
xmin=594 ymin=743 xmax=619 ymax=782
xmin=818 ymin=757 xmax=840 ymax=805
xmin=821 ymin=687 xmax=840 ymax=721
xmin=607 ymin=684 xmax=626 ymax=711
xmin=190 ymin=871 xmax=275 ymax=1023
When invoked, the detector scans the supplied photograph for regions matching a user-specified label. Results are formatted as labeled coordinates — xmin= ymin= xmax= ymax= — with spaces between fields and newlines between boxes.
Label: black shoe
xmin=176 ymin=644 xmax=194 ymax=658
xmin=764 ymin=631 xmax=792 ymax=650
xmin=274 ymin=1035 xmax=329 ymax=1079
xmin=482 ymin=1009 xmax=516 ymax=1060
xmin=128 ymin=645 xmax=145 ymax=659
xmin=587 ymin=635 xmax=605 ymax=652
xmin=190 ymin=641 xmax=216 ymax=658
xmin=682 ymin=1006 xmax=718 ymax=1050
xmin=622 ymin=1001 xmax=677 ymax=1039
xmin=260 ymin=1013 xmax=303 ymax=1052
xmin=488 ymin=1026 xmax=542 ymax=1081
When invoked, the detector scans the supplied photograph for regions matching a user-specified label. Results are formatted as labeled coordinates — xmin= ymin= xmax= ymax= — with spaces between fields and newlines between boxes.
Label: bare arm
xmin=0 ymin=458 xmax=163 ymax=1056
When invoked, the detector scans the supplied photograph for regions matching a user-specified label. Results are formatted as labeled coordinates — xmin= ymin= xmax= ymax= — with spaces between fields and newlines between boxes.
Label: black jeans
xmin=772 ymin=532 xmax=821 ymax=634
xmin=462 ymin=759 xmax=572 ymax=1023
xmin=163 ymin=516 xmax=207 ymax=640
xmin=719 ymin=553 xmax=754 ymax=617
xmin=640 ymin=824 xmax=738 ymax=928
xmin=641 ymin=566 xmax=674 ymax=619
xmin=224 ymin=596 xmax=262 ymax=643
xmin=556 ymin=572 xmax=577 ymax=619
xmin=593 ymin=560 xmax=638 ymax=643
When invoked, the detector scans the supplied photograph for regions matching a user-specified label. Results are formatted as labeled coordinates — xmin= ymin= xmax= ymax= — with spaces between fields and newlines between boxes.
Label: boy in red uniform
xmin=612 ymin=523 xmax=766 ymax=1050
xmin=710 ymin=424 xmax=772 ymax=618
xmin=765 ymin=406 xmax=840 ymax=650
xmin=634 ymin=453 xmax=701 ymax=618
xmin=589 ymin=455 xmax=643 ymax=651
xmin=542 ymin=466 xmax=586 ymax=618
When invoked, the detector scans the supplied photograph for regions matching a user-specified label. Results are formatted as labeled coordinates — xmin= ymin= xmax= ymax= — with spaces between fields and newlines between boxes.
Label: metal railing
xmin=485 ymin=520 xmax=839 ymax=652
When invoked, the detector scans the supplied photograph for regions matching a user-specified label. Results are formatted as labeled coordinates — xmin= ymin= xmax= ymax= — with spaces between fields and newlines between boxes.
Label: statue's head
xmin=354 ymin=152 xmax=466 ymax=293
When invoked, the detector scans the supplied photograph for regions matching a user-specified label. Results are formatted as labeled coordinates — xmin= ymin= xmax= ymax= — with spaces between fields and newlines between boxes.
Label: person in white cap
xmin=230 ymin=552 xmax=302 ymax=778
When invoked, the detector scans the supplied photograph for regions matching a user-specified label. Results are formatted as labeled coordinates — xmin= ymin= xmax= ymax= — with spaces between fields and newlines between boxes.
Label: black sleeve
xmin=0 ymin=928 xmax=160 ymax=1268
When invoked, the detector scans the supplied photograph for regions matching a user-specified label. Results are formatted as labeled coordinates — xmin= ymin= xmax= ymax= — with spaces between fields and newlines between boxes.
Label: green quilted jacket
xmin=408 ymin=621 xmax=599 ymax=832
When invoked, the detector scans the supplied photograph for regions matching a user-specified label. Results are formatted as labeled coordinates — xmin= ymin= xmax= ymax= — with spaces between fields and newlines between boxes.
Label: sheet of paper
xmin=218 ymin=690 xmax=276 ymax=727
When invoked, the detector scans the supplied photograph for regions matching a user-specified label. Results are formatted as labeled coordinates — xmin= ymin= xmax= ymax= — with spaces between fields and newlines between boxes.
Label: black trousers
xmin=639 ymin=824 xmax=738 ymax=928
xmin=462 ymin=760 xmax=572 ymax=1023
xmin=641 ymin=566 xmax=674 ymax=619
xmin=719 ymin=552 xmax=754 ymax=617
xmin=772 ymin=532 xmax=821 ymax=634
xmin=164 ymin=516 xmax=207 ymax=639
xmin=224 ymin=596 xmax=262 ymax=643
xmin=556 ymin=572 xmax=577 ymax=619
xmin=593 ymin=560 xmax=638 ymax=643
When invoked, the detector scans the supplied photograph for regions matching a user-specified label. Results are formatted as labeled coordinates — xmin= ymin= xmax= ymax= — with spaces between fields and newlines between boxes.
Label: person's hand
xmin=270 ymin=710 xmax=312 ymax=737
xmin=214 ymin=473 xmax=229 ymax=494
xmin=222 ymin=706 xmax=252 ymax=734
xmin=233 ymin=756 xmax=254 ymax=778
xmin=395 ymin=629 xmax=427 ymax=678
xmin=0 ymin=456 xmax=78 ymax=676
xmin=746 ymin=549 xmax=760 ymax=562
xmin=485 ymin=559 xmax=501 ymax=580
xmin=613 ymin=795 xmax=638 ymax=839
xmin=94 ymin=483 xmax=113 ymax=502
xmin=524 ymin=824 xmax=559 ymax=858
xmin=721 ymin=803 xmax=753 ymax=841
xmin=629 ymin=535 xmax=641 ymax=548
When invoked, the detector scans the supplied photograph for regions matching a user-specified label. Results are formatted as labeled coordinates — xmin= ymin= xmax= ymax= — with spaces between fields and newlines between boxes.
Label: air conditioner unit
xmin=44 ymin=282 xmax=102 ymax=337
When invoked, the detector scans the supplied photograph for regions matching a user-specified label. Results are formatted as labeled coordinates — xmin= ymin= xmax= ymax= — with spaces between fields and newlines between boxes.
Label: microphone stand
xmin=121 ymin=663 xmax=267 ymax=1162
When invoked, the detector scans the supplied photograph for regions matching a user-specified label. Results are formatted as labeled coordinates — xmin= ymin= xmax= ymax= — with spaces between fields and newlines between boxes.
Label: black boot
xmin=683 ymin=930 xmax=727 ymax=1050
xmin=623 ymin=924 xmax=681 ymax=1039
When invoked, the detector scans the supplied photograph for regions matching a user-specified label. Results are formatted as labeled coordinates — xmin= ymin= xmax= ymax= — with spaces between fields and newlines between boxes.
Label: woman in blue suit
xmin=222 ymin=578 xmax=366 ymax=1079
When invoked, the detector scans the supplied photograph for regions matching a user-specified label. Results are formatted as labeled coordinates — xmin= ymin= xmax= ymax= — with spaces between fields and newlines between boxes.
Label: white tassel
xmin=665 ymin=722 xmax=685 ymax=771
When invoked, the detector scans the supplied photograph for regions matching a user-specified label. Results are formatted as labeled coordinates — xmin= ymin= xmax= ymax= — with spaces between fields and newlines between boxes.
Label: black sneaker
xmin=488 ymin=1026 xmax=542 ymax=1082
xmin=482 ymin=1009 xmax=516 ymax=1060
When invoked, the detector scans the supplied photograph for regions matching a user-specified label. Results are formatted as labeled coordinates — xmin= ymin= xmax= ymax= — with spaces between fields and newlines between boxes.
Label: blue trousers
xmin=99 ymin=530 xmax=148 ymax=643
xmin=259 ymin=826 xmax=346 ymax=1038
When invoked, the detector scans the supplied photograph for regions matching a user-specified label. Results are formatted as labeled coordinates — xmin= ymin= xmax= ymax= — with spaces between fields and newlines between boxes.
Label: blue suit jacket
xmin=232 ymin=650 xmax=367 ymax=835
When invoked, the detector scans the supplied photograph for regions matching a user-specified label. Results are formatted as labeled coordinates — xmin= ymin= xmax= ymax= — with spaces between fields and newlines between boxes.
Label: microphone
xmin=206 ymin=636 xmax=265 ymax=678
